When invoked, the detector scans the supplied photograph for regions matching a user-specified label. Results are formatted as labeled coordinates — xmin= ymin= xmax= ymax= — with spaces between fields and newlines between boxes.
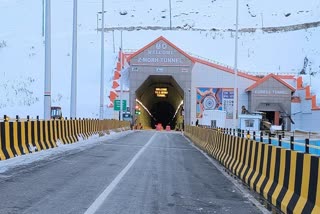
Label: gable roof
xmin=125 ymin=36 xmax=260 ymax=81
xmin=126 ymin=36 xmax=195 ymax=63
xmin=194 ymin=57 xmax=259 ymax=81
xmin=246 ymin=73 xmax=296 ymax=92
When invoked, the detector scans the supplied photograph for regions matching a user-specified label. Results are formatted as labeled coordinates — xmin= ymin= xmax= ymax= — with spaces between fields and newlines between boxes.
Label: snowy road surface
xmin=0 ymin=131 xmax=264 ymax=214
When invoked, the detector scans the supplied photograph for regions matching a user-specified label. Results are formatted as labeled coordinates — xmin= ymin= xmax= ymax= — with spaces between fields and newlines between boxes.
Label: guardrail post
xmin=278 ymin=135 xmax=282 ymax=147
xmin=246 ymin=130 xmax=250 ymax=139
xmin=253 ymin=131 xmax=256 ymax=141
xmin=290 ymin=136 xmax=294 ymax=150
xmin=305 ymin=138 xmax=310 ymax=154
xmin=268 ymin=132 xmax=271 ymax=144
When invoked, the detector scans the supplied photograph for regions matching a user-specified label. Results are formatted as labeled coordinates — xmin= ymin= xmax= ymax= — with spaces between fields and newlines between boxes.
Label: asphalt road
xmin=0 ymin=131 xmax=264 ymax=214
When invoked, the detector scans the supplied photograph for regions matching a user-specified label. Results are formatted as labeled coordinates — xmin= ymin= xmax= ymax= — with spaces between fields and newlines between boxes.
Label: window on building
xmin=245 ymin=120 xmax=254 ymax=128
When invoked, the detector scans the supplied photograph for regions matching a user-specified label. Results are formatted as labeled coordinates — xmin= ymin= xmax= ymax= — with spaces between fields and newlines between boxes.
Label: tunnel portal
xmin=135 ymin=75 xmax=184 ymax=130
xmin=151 ymin=101 xmax=175 ymax=129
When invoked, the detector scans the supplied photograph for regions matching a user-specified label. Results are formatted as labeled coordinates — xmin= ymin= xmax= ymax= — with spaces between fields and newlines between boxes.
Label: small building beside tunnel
xmin=108 ymin=36 xmax=320 ymax=132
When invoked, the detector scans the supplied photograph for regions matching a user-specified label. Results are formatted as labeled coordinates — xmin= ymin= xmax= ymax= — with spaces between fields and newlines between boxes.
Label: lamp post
xmin=169 ymin=0 xmax=172 ymax=29
xmin=44 ymin=0 xmax=51 ymax=120
xmin=70 ymin=0 xmax=78 ymax=118
xmin=99 ymin=0 xmax=105 ymax=119
xmin=42 ymin=0 xmax=45 ymax=37
xmin=233 ymin=0 xmax=239 ymax=129
xmin=119 ymin=31 xmax=123 ymax=121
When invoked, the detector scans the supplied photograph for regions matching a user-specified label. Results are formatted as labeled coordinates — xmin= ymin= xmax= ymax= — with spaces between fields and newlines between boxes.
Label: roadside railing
xmin=184 ymin=125 xmax=320 ymax=213
xmin=198 ymin=126 xmax=320 ymax=156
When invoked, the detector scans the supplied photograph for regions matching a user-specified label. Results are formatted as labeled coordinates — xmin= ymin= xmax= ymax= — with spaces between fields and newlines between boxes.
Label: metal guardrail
xmin=198 ymin=126 xmax=320 ymax=156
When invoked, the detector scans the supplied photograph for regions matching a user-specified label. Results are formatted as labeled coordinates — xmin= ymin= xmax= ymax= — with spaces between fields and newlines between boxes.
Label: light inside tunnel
xmin=136 ymin=99 xmax=156 ymax=120
xmin=171 ymin=100 xmax=184 ymax=122
xmin=134 ymin=75 xmax=184 ymax=130
xmin=136 ymin=98 xmax=183 ymax=130
xmin=151 ymin=101 xmax=175 ymax=129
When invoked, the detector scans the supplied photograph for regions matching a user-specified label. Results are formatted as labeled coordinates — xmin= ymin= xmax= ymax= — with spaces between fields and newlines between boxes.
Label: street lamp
xmin=70 ymin=0 xmax=78 ymax=118
xmin=233 ymin=0 xmax=239 ymax=129
xmin=44 ymin=0 xmax=51 ymax=120
xmin=99 ymin=0 xmax=105 ymax=119
xmin=119 ymin=31 xmax=124 ymax=121
xmin=96 ymin=11 xmax=107 ymax=33
xmin=169 ymin=0 xmax=172 ymax=29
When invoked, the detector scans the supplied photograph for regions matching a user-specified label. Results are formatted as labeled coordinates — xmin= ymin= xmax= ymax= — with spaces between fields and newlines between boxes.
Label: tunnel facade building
xmin=109 ymin=36 xmax=320 ymax=132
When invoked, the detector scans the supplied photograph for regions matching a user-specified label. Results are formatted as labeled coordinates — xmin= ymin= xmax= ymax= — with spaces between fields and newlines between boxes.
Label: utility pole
xmin=119 ymin=31 xmax=123 ymax=121
xmin=112 ymin=30 xmax=115 ymax=53
xmin=44 ymin=0 xmax=51 ymax=120
xmin=99 ymin=0 xmax=105 ymax=120
xmin=42 ymin=0 xmax=45 ymax=37
xmin=169 ymin=0 xmax=172 ymax=29
xmin=96 ymin=13 xmax=99 ymax=34
xmin=70 ymin=0 xmax=78 ymax=118
xmin=233 ymin=0 xmax=239 ymax=129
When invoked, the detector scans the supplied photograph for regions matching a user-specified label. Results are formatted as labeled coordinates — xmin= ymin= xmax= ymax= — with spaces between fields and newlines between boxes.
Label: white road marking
xmin=84 ymin=132 xmax=157 ymax=214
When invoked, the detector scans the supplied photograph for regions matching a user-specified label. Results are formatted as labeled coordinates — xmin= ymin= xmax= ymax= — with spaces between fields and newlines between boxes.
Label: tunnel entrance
xmin=134 ymin=75 xmax=184 ymax=130
xmin=151 ymin=101 xmax=175 ymax=129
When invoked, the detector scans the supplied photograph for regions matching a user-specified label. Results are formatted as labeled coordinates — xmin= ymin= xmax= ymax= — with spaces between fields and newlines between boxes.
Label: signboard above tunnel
xmin=128 ymin=36 xmax=194 ymax=67
xmin=154 ymin=87 xmax=168 ymax=98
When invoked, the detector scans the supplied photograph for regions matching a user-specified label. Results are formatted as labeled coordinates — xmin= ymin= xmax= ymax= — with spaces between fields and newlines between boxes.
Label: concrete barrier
xmin=184 ymin=126 xmax=320 ymax=214
xmin=0 ymin=119 xmax=129 ymax=161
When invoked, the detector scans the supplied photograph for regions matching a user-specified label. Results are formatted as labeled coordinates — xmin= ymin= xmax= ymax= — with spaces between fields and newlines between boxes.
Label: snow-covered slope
xmin=0 ymin=0 xmax=319 ymax=119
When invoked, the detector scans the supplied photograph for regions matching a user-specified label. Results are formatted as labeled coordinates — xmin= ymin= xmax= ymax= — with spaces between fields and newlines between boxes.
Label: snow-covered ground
xmin=0 ymin=0 xmax=319 ymax=119
xmin=0 ymin=130 xmax=133 ymax=173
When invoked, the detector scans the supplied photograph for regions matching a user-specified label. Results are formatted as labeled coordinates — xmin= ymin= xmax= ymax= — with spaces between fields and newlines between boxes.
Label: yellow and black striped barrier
xmin=0 ymin=118 xmax=129 ymax=161
xmin=184 ymin=126 xmax=320 ymax=214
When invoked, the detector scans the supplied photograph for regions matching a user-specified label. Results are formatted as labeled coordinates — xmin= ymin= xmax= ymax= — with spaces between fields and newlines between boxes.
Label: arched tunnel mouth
xmin=150 ymin=101 xmax=176 ymax=129
xmin=134 ymin=75 xmax=184 ymax=130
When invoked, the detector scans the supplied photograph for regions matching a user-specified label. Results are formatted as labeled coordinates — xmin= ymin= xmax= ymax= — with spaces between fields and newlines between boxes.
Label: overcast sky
xmin=0 ymin=0 xmax=319 ymax=119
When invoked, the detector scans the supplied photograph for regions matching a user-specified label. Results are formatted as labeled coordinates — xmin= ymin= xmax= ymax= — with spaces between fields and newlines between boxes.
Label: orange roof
xmin=296 ymin=76 xmax=303 ymax=89
xmin=276 ymin=75 xmax=295 ymax=79
xmin=108 ymin=90 xmax=118 ymax=102
xmin=112 ymin=81 xmax=120 ymax=89
xmin=127 ymin=36 xmax=195 ymax=63
xmin=246 ymin=73 xmax=296 ymax=92
xmin=194 ymin=58 xmax=259 ymax=81
xmin=113 ymin=71 xmax=121 ymax=80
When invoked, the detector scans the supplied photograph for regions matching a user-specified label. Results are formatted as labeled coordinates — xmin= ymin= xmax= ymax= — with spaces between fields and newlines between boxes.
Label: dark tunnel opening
xmin=151 ymin=101 xmax=176 ymax=129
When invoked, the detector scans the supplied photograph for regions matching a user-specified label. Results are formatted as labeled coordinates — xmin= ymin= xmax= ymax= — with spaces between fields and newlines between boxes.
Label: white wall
xmin=291 ymin=96 xmax=320 ymax=132
xmin=190 ymin=62 xmax=256 ymax=128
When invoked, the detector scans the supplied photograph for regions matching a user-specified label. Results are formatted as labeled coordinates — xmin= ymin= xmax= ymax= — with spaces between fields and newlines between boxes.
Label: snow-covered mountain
xmin=0 ymin=0 xmax=319 ymax=119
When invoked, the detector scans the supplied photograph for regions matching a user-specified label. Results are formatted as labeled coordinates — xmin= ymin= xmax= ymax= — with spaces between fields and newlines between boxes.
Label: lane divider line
xmin=84 ymin=132 xmax=157 ymax=214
